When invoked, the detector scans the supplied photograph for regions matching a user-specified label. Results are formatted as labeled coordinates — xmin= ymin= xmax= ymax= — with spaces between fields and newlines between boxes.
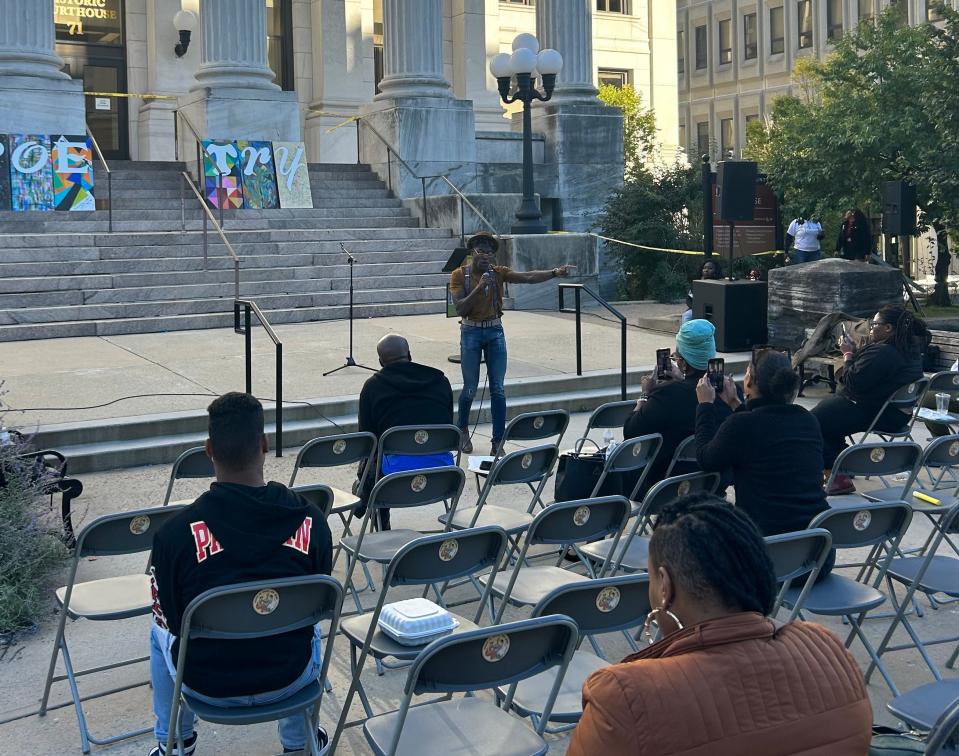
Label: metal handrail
xmin=179 ymin=171 xmax=241 ymax=299
xmin=558 ymin=283 xmax=627 ymax=400
xmin=85 ymin=124 xmax=113 ymax=232
xmin=233 ymin=299 xmax=284 ymax=456
xmin=174 ymin=108 xmax=226 ymax=226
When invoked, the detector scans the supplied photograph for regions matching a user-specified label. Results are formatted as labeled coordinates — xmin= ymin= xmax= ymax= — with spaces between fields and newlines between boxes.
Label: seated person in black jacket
xmin=694 ymin=351 xmax=830 ymax=570
xmin=623 ymin=319 xmax=722 ymax=496
xmin=149 ymin=393 xmax=334 ymax=756
xmin=355 ymin=334 xmax=455 ymax=530
xmin=811 ymin=305 xmax=928 ymax=494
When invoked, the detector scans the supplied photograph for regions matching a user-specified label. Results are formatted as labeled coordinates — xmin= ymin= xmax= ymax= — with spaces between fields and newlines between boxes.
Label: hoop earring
xmin=642 ymin=606 xmax=684 ymax=644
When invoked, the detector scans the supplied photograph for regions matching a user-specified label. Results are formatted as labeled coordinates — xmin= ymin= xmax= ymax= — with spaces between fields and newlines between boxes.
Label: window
xmin=718 ymin=19 xmax=732 ymax=64
xmin=373 ymin=7 xmax=384 ymax=94
xmin=695 ymin=25 xmax=708 ymax=69
xmin=596 ymin=0 xmax=628 ymax=12
xmin=598 ymin=69 xmax=630 ymax=88
xmin=679 ymin=124 xmax=687 ymax=152
xmin=744 ymin=114 xmax=760 ymax=148
xmin=887 ymin=0 xmax=907 ymax=26
xmin=798 ymin=0 xmax=813 ymax=48
xmin=266 ymin=0 xmax=294 ymax=91
xmin=827 ymin=0 xmax=844 ymax=40
xmin=927 ymin=0 xmax=945 ymax=20
xmin=696 ymin=121 xmax=710 ymax=158
xmin=770 ymin=7 xmax=785 ymax=54
xmin=744 ymin=13 xmax=758 ymax=60
xmin=720 ymin=118 xmax=734 ymax=157
xmin=858 ymin=0 xmax=874 ymax=20
xmin=678 ymin=29 xmax=685 ymax=74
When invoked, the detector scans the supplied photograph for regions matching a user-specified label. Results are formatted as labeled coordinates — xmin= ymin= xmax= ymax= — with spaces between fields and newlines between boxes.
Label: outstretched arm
xmin=504 ymin=265 xmax=573 ymax=284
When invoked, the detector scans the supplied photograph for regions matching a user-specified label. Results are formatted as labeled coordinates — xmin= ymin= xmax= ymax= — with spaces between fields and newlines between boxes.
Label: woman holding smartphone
xmin=694 ymin=350 xmax=830 ymax=548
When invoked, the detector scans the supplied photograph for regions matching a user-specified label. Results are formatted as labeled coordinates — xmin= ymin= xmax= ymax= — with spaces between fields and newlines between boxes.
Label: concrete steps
xmin=0 ymin=161 xmax=454 ymax=340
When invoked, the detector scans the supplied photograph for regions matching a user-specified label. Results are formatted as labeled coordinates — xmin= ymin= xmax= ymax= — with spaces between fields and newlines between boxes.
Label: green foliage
xmin=745 ymin=4 xmax=959 ymax=236
xmin=598 ymin=161 xmax=706 ymax=302
xmin=0 ymin=428 xmax=68 ymax=635
xmin=597 ymin=83 xmax=658 ymax=179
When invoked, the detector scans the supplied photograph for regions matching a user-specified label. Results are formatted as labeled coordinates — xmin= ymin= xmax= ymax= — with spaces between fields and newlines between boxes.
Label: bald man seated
xmin=354 ymin=334 xmax=454 ymax=530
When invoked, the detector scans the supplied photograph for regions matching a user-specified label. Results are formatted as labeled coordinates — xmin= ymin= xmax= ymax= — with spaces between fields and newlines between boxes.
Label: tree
xmin=597 ymin=83 xmax=658 ymax=179
xmin=745 ymin=4 xmax=959 ymax=302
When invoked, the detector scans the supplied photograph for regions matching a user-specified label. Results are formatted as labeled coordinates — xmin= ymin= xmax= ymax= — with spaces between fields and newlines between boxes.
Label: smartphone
xmin=707 ymin=358 xmax=725 ymax=390
xmin=656 ymin=348 xmax=671 ymax=380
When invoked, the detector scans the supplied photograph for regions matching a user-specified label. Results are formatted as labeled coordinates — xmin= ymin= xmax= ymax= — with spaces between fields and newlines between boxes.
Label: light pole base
xmin=510 ymin=219 xmax=549 ymax=235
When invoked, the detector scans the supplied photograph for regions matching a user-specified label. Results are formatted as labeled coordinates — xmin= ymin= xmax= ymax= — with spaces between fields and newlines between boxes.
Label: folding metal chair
xmin=926 ymin=695 xmax=959 ymax=755
xmin=340 ymin=466 xmax=466 ymax=612
xmin=579 ymin=471 xmax=720 ymax=576
xmin=887 ymin=679 xmax=959 ymax=740
xmin=663 ymin=434 xmax=699 ymax=478
xmin=575 ymin=400 xmax=636 ymax=450
xmin=291 ymin=483 xmax=335 ymax=519
xmin=781 ymin=501 xmax=913 ymax=695
xmin=501 ymin=574 xmax=652 ymax=733
xmin=359 ymin=615 xmax=579 ymax=756
xmin=165 ymin=574 xmax=344 ymax=756
xmin=38 ymin=505 xmax=187 ymax=754
xmin=481 ymin=496 xmax=632 ymax=623
xmin=162 ymin=446 xmax=214 ymax=506
xmin=765 ymin=528 xmax=833 ymax=622
xmin=333 ymin=527 xmax=509 ymax=727
xmin=288 ymin=431 xmax=377 ymax=567
xmin=825 ymin=441 xmax=922 ymax=509
xmin=375 ymin=424 xmax=463 ymax=478
xmin=469 ymin=410 xmax=569 ymax=492
xmin=869 ymin=503 xmax=959 ymax=685
xmin=851 ymin=377 xmax=930 ymax=444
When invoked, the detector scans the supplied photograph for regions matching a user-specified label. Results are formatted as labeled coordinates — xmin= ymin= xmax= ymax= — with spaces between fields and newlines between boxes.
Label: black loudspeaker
xmin=716 ymin=161 xmax=758 ymax=222
xmin=882 ymin=181 xmax=917 ymax=236
xmin=692 ymin=279 xmax=767 ymax=352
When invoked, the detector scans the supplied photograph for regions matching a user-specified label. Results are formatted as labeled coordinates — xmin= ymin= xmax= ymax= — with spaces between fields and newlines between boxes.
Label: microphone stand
xmin=323 ymin=243 xmax=375 ymax=376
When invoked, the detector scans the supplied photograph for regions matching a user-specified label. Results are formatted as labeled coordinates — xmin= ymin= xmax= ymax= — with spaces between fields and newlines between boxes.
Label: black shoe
xmin=460 ymin=430 xmax=473 ymax=454
xmin=148 ymin=733 xmax=197 ymax=756
xmin=283 ymin=726 xmax=330 ymax=754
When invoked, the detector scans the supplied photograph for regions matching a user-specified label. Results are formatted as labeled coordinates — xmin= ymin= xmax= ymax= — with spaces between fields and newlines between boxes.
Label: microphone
xmin=338 ymin=241 xmax=355 ymax=263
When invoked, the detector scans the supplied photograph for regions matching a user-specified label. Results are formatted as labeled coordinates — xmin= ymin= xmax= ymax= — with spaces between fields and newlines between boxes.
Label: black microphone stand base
xmin=323 ymin=357 xmax=375 ymax=376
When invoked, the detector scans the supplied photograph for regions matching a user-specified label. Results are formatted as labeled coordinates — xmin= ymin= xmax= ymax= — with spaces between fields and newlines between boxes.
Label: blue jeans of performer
xmin=458 ymin=324 xmax=508 ymax=445
xmin=791 ymin=248 xmax=822 ymax=264
xmin=150 ymin=623 xmax=323 ymax=750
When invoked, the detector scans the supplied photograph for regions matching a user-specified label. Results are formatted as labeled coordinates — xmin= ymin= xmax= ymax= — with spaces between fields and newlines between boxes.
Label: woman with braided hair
xmin=812 ymin=304 xmax=929 ymax=494
xmin=567 ymin=494 xmax=873 ymax=756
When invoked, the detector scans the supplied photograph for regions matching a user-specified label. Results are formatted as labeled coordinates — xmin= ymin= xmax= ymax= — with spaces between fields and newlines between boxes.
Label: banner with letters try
xmin=201 ymin=140 xmax=313 ymax=210
xmin=0 ymin=134 xmax=95 ymax=212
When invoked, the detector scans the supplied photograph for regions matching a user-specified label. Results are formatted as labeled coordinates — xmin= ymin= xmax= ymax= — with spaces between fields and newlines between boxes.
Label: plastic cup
xmin=936 ymin=392 xmax=950 ymax=414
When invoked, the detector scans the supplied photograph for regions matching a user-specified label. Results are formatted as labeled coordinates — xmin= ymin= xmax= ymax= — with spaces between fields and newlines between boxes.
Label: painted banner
xmin=0 ymin=137 xmax=10 ymax=212
xmin=273 ymin=141 xmax=313 ymax=209
xmin=236 ymin=140 xmax=279 ymax=210
xmin=51 ymin=134 xmax=96 ymax=211
xmin=202 ymin=140 xmax=243 ymax=210
xmin=8 ymin=135 xmax=55 ymax=211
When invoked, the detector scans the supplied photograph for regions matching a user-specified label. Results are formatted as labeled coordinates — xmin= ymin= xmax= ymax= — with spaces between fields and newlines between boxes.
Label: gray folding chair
xmin=162 ymin=446 xmax=214 ymax=506
xmin=663 ymin=434 xmax=699 ymax=478
xmin=503 ymin=574 xmax=652 ymax=733
xmin=781 ymin=501 xmax=913 ymax=695
xmin=888 ymin=679 xmax=959 ymax=744
xmin=340 ymin=466 xmax=466 ymax=612
xmin=481 ymin=496 xmax=632 ymax=623
xmin=38 ymin=505 xmax=187 ymax=754
xmin=926 ymin=695 xmax=959 ymax=755
xmin=852 ymin=377 xmax=930 ymax=444
xmin=165 ymin=575 xmax=344 ymax=756
xmin=575 ymin=400 xmax=636 ymax=450
xmin=579 ymin=471 xmax=720 ymax=575
xmin=469 ymin=410 xmax=569 ymax=492
xmin=360 ymin=615 xmax=579 ymax=756
xmin=333 ymin=527 xmax=508 ymax=730
xmin=376 ymin=424 xmax=463 ymax=479
xmin=291 ymin=483 xmax=335 ymax=519
xmin=765 ymin=528 xmax=833 ymax=622
xmin=826 ymin=441 xmax=922 ymax=509
xmin=869 ymin=503 xmax=959 ymax=684
xmin=587 ymin=433 xmax=663 ymax=506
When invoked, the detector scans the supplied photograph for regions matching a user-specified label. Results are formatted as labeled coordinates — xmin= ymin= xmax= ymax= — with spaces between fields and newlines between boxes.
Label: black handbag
xmin=868 ymin=726 xmax=926 ymax=755
xmin=555 ymin=440 xmax=626 ymax=502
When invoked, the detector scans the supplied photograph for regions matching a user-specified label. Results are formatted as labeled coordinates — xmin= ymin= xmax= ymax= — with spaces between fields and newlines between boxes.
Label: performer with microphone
xmin=449 ymin=232 xmax=572 ymax=454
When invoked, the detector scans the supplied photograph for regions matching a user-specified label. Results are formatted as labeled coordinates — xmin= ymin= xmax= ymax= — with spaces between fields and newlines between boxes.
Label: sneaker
xmin=460 ymin=431 xmax=473 ymax=454
xmin=283 ymin=726 xmax=330 ymax=754
xmin=148 ymin=733 xmax=197 ymax=756
xmin=827 ymin=474 xmax=857 ymax=496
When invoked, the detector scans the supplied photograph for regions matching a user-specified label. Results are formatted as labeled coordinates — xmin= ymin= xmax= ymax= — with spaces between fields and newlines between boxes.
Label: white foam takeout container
xmin=377 ymin=598 xmax=460 ymax=646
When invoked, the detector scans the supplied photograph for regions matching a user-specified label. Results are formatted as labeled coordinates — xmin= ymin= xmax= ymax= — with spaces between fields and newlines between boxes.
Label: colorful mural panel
xmin=0 ymin=136 xmax=10 ymax=212
xmin=202 ymin=140 xmax=242 ymax=210
xmin=236 ymin=140 xmax=279 ymax=210
xmin=8 ymin=134 xmax=55 ymax=211
xmin=273 ymin=141 xmax=313 ymax=209
xmin=51 ymin=135 xmax=96 ymax=211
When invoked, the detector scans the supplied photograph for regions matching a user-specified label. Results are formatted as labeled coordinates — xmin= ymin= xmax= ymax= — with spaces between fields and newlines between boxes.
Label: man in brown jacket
xmin=567 ymin=494 xmax=873 ymax=756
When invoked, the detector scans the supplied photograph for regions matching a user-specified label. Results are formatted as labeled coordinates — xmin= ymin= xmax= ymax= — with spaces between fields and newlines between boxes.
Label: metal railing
xmin=180 ymin=171 xmax=241 ymax=299
xmin=85 ymin=124 xmax=112 ymax=232
xmin=558 ymin=283 xmax=627 ymax=401
xmin=174 ymin=109 xmax=226 ymax=227
xmin=234 ymin=299 xmax=284 ymax=456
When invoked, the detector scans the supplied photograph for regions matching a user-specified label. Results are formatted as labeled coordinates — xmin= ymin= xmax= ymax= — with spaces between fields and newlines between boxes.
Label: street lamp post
xmin=490 ymin=34 xmax=563 ymax=235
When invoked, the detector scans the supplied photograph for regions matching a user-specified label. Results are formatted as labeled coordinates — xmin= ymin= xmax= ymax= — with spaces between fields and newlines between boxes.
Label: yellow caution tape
xmin=591 ymin=233 xmax=784 ymax=258
xmin=83 ymin=91 xmax=179 ymax=100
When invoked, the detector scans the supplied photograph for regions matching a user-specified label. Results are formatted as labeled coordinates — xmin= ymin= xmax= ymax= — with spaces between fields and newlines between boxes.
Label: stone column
xmin=0 ymin=0 xmax=85 ymax=133
xmin=194 ymin=0 xmax=277 ymax=90
xmin=535 ymin=0 xmax=597 ymax=103
xmin=452 ymin=0 xmax=507 ymax=131
xmin=377 ymin=0 xmax=450 ymax=99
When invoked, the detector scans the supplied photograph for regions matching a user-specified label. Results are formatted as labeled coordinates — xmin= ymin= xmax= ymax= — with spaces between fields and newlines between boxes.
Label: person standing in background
xmin=836 ymin=208 xmax=873 ymax=262
xmin=786 ymin=215 xmax=825 ymax=264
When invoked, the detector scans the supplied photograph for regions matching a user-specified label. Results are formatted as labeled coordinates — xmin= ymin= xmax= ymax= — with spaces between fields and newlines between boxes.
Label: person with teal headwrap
xmin=622 ymin=319 xmax=721 ymax=496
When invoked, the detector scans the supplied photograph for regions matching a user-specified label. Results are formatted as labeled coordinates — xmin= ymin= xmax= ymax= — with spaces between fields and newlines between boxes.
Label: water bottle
xmin=603 ymin=429 xmax=618 ymax=459
xmin=0 ymin=426 xmax=10 ymax=446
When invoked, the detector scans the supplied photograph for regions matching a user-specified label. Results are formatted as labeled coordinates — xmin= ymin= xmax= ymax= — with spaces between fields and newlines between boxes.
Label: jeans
xmin=790 ymin=248 xmax=822 ymax=264
xmin=151 ymin=623 xmax=323 ymax=750
xmin=458 ymin=324 xmax=508 ymax=444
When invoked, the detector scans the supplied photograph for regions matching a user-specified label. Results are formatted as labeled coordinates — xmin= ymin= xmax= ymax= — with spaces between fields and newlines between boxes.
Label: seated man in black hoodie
xmin=148 ymin=393 xmax=333 ymax=756
xmin=355 ymin=333 xmax=455 ymax=530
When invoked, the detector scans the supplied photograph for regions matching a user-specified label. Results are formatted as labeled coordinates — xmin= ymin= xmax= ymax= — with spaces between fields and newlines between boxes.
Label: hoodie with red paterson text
xmin=150 ymin=481 xmax=333 ymax=698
